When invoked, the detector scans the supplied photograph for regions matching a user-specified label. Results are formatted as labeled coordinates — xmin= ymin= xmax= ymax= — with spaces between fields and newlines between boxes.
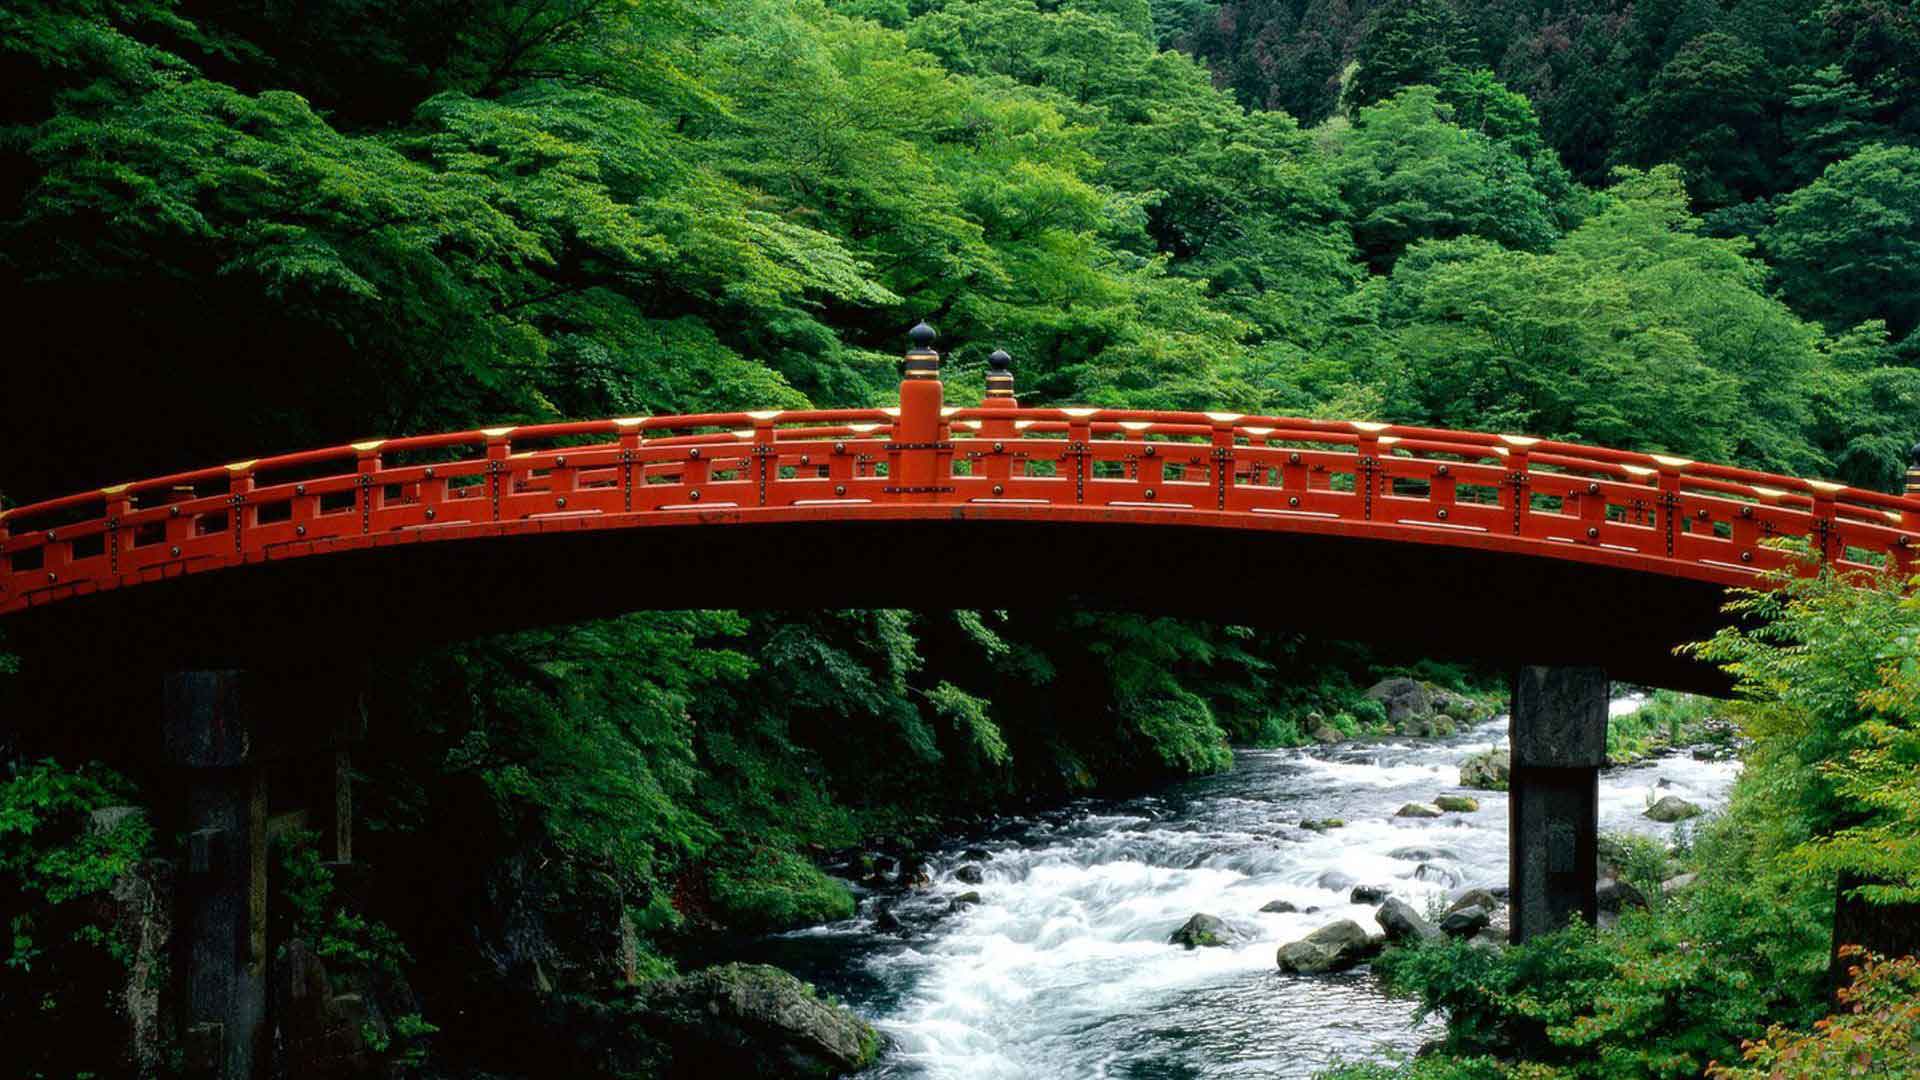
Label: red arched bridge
xmin=4 ymin=327 xmax=1917 ymax=688
xmin=9 ymin=324 xmax=1920 ymax=1080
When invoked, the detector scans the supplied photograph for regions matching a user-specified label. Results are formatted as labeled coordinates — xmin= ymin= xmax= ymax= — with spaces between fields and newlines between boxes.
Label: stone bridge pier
xmin=163 ymin=669 xmax=361 ymax=1079
xmin=1508 ymin=665 xmax=1608 ymax=943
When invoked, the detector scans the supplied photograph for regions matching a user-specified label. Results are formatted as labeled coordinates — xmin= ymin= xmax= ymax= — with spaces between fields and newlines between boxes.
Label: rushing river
xmin=758 ymin=698 xmax=1740 ymax=1079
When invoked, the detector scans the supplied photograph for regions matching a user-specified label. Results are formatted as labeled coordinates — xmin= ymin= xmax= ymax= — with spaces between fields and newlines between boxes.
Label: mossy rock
xmin=1434 ymin=795 xmax=1479 ymax=813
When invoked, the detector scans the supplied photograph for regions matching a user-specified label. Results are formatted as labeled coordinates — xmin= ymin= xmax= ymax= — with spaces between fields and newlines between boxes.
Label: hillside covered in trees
xmin=2 ymin=1 xmax=1918 ymax=1077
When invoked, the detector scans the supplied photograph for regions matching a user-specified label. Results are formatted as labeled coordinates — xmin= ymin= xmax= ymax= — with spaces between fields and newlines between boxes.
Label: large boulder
xmin=1597 ymin=879 xmax=1650 ymax=914
xmin=1375 ymin=899 xmax=1440 ymax=945
xmin=1434 ymin=795 xmax=1479 ymax=813
xmin=627 ymin=963 xmax=880 ymax=1078
xmin=1645 ymin=796 xmax=1702 ymax=823
xmin=1458 ymin=750 xmax=1511 ymax=791
xmin=953 ymin=864 xmax=985 ymax=885
xmin=1169 ymin=913 xmax=1237 ymax=949
xmin=1276 ymin=920 xmax=1378 ymax=974
xmin=1661 ymin=873 xmax=1699 ymax=896
xmin=1396 ymin=803 xmax=1444 ymax=819
xmin=1364 ymin=678 xmax=1435 ymax=730
xmin=1446 ymin=888 xmax=1500 ymax=916
xmin=1316 ymin=870 xmax=1357 ymax=892
xmin=1438 ymin=906 xmax=1491 ymax=939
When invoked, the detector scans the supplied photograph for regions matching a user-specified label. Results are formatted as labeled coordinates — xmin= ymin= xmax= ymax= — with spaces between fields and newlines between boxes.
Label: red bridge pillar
xmin=890 ymin=321 xmax=949 ymax=501
xmin=1509 ymin=665 xmax=1608 ymax=943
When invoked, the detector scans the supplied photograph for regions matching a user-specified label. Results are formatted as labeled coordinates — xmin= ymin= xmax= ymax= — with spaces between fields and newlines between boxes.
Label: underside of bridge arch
xmin=8 ymin=515 xmax=1737 ymax=693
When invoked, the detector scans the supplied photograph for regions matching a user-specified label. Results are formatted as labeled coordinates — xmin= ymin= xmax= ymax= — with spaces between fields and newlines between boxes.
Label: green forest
xmin=1 ymin=0 xmax=1918 ymax=1077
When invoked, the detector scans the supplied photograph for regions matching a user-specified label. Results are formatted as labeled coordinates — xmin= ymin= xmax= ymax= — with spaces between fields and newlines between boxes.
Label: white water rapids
xmin=759 ymin=697 xmax=1741 ymax=1079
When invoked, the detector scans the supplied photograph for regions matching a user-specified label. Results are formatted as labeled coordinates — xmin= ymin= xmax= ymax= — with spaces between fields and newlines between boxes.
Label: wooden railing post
xmin=890 ymin=321 xmax=946 ymax=502
xmin=978 ymin=348 xmax=1018 ymax=493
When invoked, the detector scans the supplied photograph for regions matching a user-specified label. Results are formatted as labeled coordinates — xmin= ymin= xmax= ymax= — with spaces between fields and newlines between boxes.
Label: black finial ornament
xmin=904 ymin=321 xmax=940 ymax=379
xmin=985 ymin=346 xmax=1016 ymax=399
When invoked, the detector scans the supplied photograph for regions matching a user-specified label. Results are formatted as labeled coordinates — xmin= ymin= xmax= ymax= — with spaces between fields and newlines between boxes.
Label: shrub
xmin=1706 ymin=948 xmax=1920 ymax=1078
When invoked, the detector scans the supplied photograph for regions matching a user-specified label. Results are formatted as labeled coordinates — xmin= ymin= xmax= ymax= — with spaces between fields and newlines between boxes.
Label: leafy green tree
xmin=1764 ymin=143 xmax=1920 ymax=339
xmin=1331 ymin=87 xmax=1562 ymax=272
xmin=1374 ymin=167 xmax=1828 ymax=473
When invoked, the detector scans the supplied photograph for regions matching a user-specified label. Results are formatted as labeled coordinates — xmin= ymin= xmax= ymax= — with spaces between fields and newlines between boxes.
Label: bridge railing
xmin=4 ymin=327 xmax=1918 ymax=615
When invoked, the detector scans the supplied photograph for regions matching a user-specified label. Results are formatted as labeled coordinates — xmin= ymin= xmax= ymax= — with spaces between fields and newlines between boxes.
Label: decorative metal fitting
xmin=904 ymin=322 xmax=940 ymax=378
xmin=1696 ymin=508 xmax=1711 ymax=519
xmin=689 ymin=448 xmax=701 ymax=459
xmin=47 ymin=572 xmax=56 ymax=583
xmin=296 ymin=525 xmax=307 ymax=537
xmin=800 ymin=455 xmax=811 ymax=465
xmin=1288 ymin=452 xmax=1301 ymax=465
xmin=555 ymin=456 xmax=566 ymax=467
xmin=1588 ymin=482 xmax=1601 ymax=495
xmin=170 ymin=546 xmax=181 ymax=557
xmin=296 ymin=483 xmax=307 ymax=495
xmin=834 ymin=442 xmax=846 ymax=454
xmin=1435 ymin=464 xmax=1449 ymax=477
xmin=556 ymin=497 xmax=567 ymax=508
xmin=1741 ymin=551 xmax=1753 ymax=562
xmin=1740 ymin=506 xmax=1754 ymax=518
xmin=1144 ymin=488 xmax=1156 ymax=500
xmin=45 ymin=530 xmax=55 ymax=541
xmin=835 ymin=485 xmax=846 ymax=496
xmin=1587 ymin=527 xmax=1600 ymax=539
xmin=425 ymin=508 xmax=435 ymax=520
xmin=992 ymin=484 xmax=1005 ymax=495
xmin=1437 ymin=508 xmax=1449 ymax=520
xmin=993 ymin=442 xmax=1005 ymax=453
xmin=689 ymin=490 xmax=701 ymax=501
xmin=1144 ymin=445 xmax=1157 ymax=457
xmin=1288 ymin=496 xmax=1301 ymax=507
xmin=424 ymin=468 xmax=434 ymax=479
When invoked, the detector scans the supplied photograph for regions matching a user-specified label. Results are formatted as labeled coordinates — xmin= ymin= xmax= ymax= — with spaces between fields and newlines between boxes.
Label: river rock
xmin=961 ymin=848 xmax=991 ymax=861
xmin=1311 ymin=725 xmax=1345 ymax=744
xmin=1375 ymin=898 xmax=1440 ymax=945
xmin=1396 ymin=802 xmax=1444 ymax=819
xmin=1300 ymin=818 xmax=1346 ymax=833
xmin=1276 ymin=920 xmax=1377 ymax=974
xmin=954 ymin=864 xmax=985 ymax=885
xmin=1316 ymin=870 xmax=1357 ymax=892
xmin=1661 ymin=873 xmax=1699 ymax=895
xmin=1350 ymin=884 xmax=1390 ymax=905
xmin=1169 ymin=913 xmax=1237 ymax=949
xmin=871 ymin=905 xmax=902 ymax=932
xmin=1446 ymin=888 xmax=1500 ymax=916
xmin=1644 ymin=795 xmax=1702 ymax=822
xmin=628 ymin=963 xmax=881 ymax=1077
xmin=1364 ymin=678 xmax=1434 ymax=728
xmin=1597 ymin=879 xmax=1649 ymax=914
xmin=1434 ymin=795 xmax=1479 ymax=813
xmin=1458 ymin=749 xmax=1510 ymax=791
xmin=1261 ymin=900 xmax=1299 ymax=914
xmin=949 ymin=892 xmax=982 ymax=912
xmin=1388 ymin=847 xmax=1457 ymax=862
xmin=1439 ymin=905 xmax=1491 ymax=938
xmin=1413 ymin=863 xmax=1460 ymax=889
